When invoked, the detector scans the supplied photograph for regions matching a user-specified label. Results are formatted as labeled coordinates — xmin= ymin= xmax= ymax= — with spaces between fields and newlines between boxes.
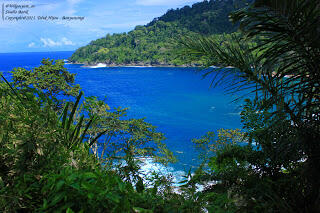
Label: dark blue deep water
xmin=0 ymin=51 xmax=244 ymax=176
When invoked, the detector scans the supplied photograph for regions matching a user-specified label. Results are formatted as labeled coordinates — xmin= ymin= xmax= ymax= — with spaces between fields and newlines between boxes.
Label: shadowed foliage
xmin=180 ymin=0 xmax=320 ymax=212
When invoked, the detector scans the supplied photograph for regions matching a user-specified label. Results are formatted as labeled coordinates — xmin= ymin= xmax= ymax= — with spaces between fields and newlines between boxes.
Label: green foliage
xmin=0 ymin=62 xmax=188 ymax=212
xmin=77 ymin=96 xmax=176 ymax=183
xmin=70 ymin=22 xmax=198 ymax=66
xmin=0 ymin=75 xmax=98 ymax=212
xmin=10 ymin=59 xmax=80 ymax=108
xmin=192 ymin=129 xmax=244 ymax=160
xmin=180 ymin=0 xmax=320 ymax=212
xmin=69 ymin=0 xmax=252 ymax=66
xmin=147 ymin=0 xmax=252 ymax=35
xmin=39 ymin=168 xmax=135 ymax=212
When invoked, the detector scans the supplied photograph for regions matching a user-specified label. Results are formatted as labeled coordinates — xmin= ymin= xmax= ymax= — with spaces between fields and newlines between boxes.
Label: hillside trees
xmin=70 ymin=22 xmax=197 ymax=66
xmin=69 ymin=0 xmax=253 ymax=66
xmin=147 ymin=0 xmax=252 ymax=34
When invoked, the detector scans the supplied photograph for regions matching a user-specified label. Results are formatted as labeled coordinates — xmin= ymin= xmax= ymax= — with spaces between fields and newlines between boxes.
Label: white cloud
xmin=62 ymin=37 xmax=75 ymax=45
xmin=40 ymin=37 xmax=75 ymax=47
xmin=136 ymin=0 xmax=197 ymax=6
xmin=28 ymin=42 xmax=35 ymax=48
xmin=40 ymin=38 xmax=62 ymax=47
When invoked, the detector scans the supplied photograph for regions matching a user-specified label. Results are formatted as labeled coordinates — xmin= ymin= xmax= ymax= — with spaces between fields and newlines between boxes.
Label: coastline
xmin=67 ymin=61 xmax=237 ymax=69
xmin=68 ymin=61 xmax=200 ymax=68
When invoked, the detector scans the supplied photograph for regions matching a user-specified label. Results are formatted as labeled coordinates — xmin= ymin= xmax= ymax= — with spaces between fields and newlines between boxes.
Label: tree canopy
xmin=10 ymin=59 xmax=80 ymax=108
xmin=69 ymin=0 xmax=252 ymax=66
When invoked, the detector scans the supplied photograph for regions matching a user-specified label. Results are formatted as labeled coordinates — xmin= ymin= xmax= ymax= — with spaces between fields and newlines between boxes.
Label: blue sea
xmin=0 ymin=51 xmax=244 ymax=181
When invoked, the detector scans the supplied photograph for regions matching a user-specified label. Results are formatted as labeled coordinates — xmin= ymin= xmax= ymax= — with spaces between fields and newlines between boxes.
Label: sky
xmin=0 ymin=0 xmax=201 ymax=53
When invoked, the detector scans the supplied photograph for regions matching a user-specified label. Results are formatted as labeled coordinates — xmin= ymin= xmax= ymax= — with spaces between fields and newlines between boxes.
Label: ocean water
xmin=0 ymin=51 xmax=244 ymax=180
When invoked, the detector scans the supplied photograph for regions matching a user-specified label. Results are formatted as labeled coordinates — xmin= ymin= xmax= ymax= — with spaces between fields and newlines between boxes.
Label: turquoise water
xmin=0 ymin=51 xmax=243 ymax=173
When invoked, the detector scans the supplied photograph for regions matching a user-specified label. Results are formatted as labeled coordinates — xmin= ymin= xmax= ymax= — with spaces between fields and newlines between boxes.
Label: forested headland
xmin=69 ymin=0 xmax=252 ymax=66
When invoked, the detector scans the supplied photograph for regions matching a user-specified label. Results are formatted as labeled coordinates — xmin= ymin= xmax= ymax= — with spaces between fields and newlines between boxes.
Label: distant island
xmin=69 ymin=0 xmax=252 ymax=67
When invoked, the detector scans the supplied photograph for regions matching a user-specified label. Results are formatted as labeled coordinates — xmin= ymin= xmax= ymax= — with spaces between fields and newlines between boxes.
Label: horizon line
xmin=0 ymin=50 xmax=76 ymax=54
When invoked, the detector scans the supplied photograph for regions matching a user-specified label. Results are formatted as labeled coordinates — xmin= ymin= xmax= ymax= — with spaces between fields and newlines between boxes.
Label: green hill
xmin=146 ymin=0 xmax=251 ymax=34
xmin=69 ymin=0 xmax=252 ymax=66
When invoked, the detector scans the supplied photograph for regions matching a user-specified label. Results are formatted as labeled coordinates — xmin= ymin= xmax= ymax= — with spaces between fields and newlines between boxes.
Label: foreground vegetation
xmin=0 ymin=60 xmax=177 ymax=212
xmin=1 ymin=0 xmax=319 ymax=212
xmin=180 ymin=0 xmax=320 ymax=212
xmin=0 ymin=59 xmax=249 ymax=212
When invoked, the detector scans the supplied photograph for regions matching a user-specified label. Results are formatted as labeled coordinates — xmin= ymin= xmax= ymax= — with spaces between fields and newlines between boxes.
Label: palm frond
xmin=180 ymin=1 xmax=320 ymax=125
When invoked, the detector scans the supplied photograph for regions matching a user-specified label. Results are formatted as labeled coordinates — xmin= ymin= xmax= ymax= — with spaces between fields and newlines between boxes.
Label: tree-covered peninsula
xmin=69 ymin=0 xmax=252 ymax=66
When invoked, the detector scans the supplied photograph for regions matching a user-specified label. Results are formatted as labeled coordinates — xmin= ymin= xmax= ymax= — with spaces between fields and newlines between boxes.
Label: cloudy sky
xmin=0 ymin=0 xmax=200 ymax=53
